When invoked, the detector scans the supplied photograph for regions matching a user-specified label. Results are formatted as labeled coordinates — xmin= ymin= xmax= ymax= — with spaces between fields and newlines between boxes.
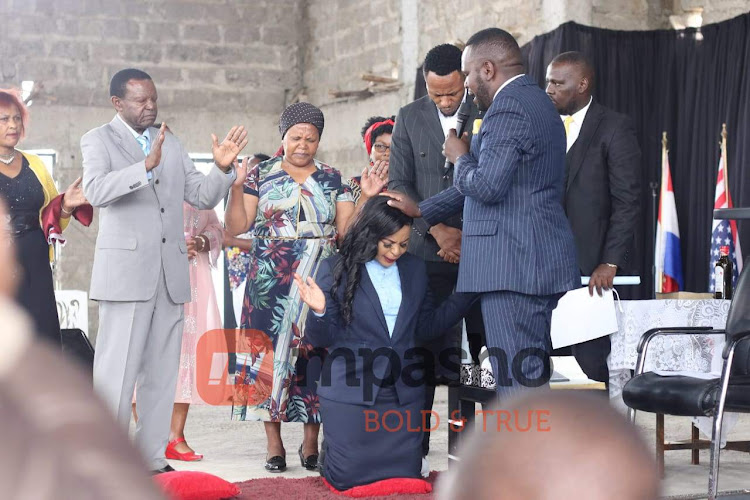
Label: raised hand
xmin=62 ymin=177 xmax=89 ymax=212
xmin=293 ymin=272 xmax=326 ymax=314
xmin=231 ymin=156 xmax=250 ymax=189
xmin=359 ymin=160 xmax=389 ymax=200
xmin=380 ymin=190 xmax=422 ymax=218
xmin=212 ymin=126 xmax=249 ymax=171
xmin=145 ymin=122 xmax=167 ymax=171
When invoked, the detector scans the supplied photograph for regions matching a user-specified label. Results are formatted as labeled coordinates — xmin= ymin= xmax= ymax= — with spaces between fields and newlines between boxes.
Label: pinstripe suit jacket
xmin=419 ymin=75 xmax=579 ymax=295
xmin=389 ymin=95 xmax=479 ymax=261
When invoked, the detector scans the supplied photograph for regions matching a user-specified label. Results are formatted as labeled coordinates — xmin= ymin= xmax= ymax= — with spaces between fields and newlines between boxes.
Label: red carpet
xmin=233 ymin=472 xmax=439 ymax=499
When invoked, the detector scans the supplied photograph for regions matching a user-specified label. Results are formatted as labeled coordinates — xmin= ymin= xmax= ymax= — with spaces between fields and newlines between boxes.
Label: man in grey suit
xmin=386 ymin=29 xmax=579 ymax=397
xmin=389 ymin=43 xmax=484 ymax=462
xmin=82 ymin=68 xmax=247 ymax=473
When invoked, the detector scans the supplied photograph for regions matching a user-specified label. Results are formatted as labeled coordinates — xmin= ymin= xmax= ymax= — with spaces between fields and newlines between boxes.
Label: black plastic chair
xmin=60 ymin=328 xmax=95 ymax=376
xmin=623 ymin=266 xmax=750 ymax=500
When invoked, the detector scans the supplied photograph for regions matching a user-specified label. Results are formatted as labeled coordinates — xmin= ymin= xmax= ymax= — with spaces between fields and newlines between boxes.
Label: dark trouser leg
xmin=571 ymin=336 xmax=611 ymax=384
xmin=480 ymin=291 xmax=561 ymax=398
xmin=421 ymin=261 xmax=460 ymax=457
xmin=464 ymin=298 xmax=485 ymax=364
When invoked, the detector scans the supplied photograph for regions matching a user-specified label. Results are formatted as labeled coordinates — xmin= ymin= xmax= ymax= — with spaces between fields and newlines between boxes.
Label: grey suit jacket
xmin=389 ymin=95 xmax=479 ymax=261
xmin=82 ymin=115 xmax=235 ymax=303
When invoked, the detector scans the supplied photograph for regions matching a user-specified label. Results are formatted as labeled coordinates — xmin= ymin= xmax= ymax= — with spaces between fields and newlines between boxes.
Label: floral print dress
xmin=233 ymin=156 xmax=353 ymax=422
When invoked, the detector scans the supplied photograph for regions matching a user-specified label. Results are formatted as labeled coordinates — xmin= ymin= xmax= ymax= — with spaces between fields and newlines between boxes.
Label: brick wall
xmin=2 ymin=0 xmax=302 ymax=112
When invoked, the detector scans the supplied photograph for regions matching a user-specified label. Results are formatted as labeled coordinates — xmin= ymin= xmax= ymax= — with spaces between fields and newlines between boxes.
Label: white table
xmin=608 ymin=299 xmax=730 ymax=409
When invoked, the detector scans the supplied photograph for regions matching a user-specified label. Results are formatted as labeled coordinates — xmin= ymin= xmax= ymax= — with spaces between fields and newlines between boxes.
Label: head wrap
xmin=363 ymin=118 xmax=395 ymax=155
xmin=279 ymin=102 xmax=324 ymax=139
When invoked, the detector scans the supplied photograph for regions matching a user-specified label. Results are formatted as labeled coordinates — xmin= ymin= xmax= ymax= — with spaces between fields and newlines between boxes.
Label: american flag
xmin=709 ymin=133 xmax=742 ymax=292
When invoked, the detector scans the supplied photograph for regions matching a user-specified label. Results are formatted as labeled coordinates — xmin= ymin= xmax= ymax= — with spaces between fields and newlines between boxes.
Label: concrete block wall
xmin=0 ymin=0 xmax=305 ymax=338
xmin=0 ymin=0 xmax=746 ymax=339
xmin=303 ymin=0 xmax=748 ymax=178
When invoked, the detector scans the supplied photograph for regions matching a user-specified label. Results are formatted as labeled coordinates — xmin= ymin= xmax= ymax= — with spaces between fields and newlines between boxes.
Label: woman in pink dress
xmin=165 ymin=202 xmax=225 ymax=461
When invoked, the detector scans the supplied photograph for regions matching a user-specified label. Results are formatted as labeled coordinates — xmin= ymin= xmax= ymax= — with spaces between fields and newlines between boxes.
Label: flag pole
xmin=655 ymin=132 xmax=667 ymax=295
xmin=721 ymin=123 xmax=730 ymax=205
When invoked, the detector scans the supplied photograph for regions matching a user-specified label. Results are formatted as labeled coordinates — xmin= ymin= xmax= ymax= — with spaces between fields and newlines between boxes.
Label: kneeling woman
xmin=294 ymin=196 xmax=475 ymax=490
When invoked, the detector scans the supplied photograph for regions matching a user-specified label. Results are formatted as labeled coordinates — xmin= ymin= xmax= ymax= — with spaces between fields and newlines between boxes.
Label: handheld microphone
xmin=443 ymin=94 xmax=473 ymax=179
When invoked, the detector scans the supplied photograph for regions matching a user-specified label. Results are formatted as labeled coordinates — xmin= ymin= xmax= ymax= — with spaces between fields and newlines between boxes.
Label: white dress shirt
xmin=560 ymin=96 xmax=593 ymax=152
xmin=437 ymin=90 xmax=469 ymax=137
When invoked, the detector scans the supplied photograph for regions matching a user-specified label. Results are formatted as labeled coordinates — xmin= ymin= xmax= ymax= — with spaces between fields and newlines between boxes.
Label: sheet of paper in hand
xmin=550 ymin=287 xmax=619 ymax=349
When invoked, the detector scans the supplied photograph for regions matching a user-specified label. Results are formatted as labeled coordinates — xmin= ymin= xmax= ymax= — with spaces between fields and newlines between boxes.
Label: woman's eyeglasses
xmin=372 ymin=143 xmax=390 ymax=153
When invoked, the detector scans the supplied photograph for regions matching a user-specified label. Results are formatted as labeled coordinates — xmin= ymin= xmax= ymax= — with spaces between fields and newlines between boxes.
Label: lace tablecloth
xmin=609 ymin=299 xmax=730 ymax=409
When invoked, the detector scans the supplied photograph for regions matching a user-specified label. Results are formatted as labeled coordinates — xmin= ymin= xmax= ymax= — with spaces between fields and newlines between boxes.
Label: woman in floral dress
xmin=224 ymin=103 xmax=354 ymax=473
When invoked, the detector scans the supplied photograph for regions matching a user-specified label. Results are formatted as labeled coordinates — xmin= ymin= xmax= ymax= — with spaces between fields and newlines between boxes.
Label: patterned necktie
xmin=136 ymin=134 xmax=150 ymax=155
xmin=563 ymin=115 xmax=574 ymax=137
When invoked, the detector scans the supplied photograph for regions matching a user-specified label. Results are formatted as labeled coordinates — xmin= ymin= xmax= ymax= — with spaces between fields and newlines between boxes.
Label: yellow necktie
xmin=472 ymin=118 xmax=482 ymax=135
xmin=563 ymin=116 xmax=574 ymax=137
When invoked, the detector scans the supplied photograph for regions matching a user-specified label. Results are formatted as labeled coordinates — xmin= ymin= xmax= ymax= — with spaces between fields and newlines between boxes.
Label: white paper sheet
xmin=550 ymin=287 xmax=619 ymax=349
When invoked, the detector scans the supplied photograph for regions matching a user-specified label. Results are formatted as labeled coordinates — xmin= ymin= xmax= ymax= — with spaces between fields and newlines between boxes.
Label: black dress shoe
xmin=298 ymin=443 xmax=318 ymax=471
xmin=265 ymin=455 xmax=286 ymax=473
xmin=151 ymin=464 xmax=175 ymax=475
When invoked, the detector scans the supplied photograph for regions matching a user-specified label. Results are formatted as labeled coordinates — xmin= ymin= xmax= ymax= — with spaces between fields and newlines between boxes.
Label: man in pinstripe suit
xmin=385 ymin=28 xmax=579 ymax=397
xmin=389 ymin=44 xmax=484 ymax=461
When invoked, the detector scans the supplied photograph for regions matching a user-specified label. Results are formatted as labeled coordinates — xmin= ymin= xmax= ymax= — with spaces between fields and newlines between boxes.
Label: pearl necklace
xmin=0 ymin=150 xmax=16 ymax=165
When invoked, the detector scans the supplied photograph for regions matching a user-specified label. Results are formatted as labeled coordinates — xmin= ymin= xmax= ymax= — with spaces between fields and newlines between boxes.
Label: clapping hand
xmin=293 ymin=272 xmax=326 ymax=314
xmin=62 ymin=177 xmax=89 ymax=212
xmin=212 ymin=126 xmax=249 ymax=171
xmin=359 ymin=160 xmax=389 ymax=200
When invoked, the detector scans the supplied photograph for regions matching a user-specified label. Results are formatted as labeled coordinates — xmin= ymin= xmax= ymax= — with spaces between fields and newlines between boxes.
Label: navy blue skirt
xmin=319 ymin=386 xmax=423 ymax=490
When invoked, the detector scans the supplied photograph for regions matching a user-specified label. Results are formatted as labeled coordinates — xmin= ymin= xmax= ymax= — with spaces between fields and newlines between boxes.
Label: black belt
xmin=9 ymin=213 xmax=40 ymax=237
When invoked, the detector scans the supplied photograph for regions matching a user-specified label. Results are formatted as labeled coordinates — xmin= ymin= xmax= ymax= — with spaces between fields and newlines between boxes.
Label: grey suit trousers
xmin=93 ymin=266 xmax=183 ymax=470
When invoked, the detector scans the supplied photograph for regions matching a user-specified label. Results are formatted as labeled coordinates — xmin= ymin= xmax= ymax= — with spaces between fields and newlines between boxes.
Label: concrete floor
xmin=167 ymin=387 xmax=750 ymax=499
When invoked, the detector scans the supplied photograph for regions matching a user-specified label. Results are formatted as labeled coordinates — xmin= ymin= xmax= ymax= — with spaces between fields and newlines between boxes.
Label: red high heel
xmin=166 ymin=437 xmax=204 ymax=461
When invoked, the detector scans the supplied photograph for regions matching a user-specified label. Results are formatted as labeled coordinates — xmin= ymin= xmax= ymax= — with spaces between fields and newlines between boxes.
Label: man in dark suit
xmin=389 ymin=43 xmax=484 ymax=461
xmin=545 ymin=52 xmax=642 ymax=383
xmin=385 ymin=28 xmax=580 ymax=397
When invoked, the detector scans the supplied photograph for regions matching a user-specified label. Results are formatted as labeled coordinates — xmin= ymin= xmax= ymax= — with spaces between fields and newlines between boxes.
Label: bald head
xmin=462 ymin=28 xmax=524 ymax=111
xmin=466 ymin=28 xmax=523 ymax=69
xmin=546 ymin=51 xmax=595 ymax=115
xmin=437 ymin=391 xmax=660 ymax=500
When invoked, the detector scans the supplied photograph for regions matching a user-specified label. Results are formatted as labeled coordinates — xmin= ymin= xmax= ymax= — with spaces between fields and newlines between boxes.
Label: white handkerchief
xmin=551 ymin=287 xmax=619 ymax=349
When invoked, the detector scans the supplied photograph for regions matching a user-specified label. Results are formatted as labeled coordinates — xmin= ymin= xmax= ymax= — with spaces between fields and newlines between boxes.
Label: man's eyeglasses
xmin=372 ymin=143 xmax=390 ymax=153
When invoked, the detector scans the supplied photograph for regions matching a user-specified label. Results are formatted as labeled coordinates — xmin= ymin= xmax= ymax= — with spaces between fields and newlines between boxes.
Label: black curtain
xmin=522 ymin=14 xmax=750 ymax=297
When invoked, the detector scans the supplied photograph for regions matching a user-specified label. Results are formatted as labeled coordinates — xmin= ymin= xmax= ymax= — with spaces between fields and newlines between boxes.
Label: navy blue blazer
xmin=305 ymin=253 xmax=475 ymax=406
xmin=419 ymin=75 xmax=580 ymax=296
